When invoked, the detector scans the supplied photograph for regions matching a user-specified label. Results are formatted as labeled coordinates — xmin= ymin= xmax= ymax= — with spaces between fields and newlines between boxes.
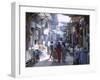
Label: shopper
xmin=49 ymin=41 xmax=54 ymax=59
xmin=62 ymin=42 xmax=67 ymax=63
xmin=56 ymin=42 xmax=62 ymax=63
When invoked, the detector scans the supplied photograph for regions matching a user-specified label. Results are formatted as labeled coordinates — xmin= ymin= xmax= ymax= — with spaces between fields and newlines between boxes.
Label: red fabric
xmin=56 ymin=48 xmax=61 ymax=62
xmin=53 ymin=49 xmax=58 ymax=59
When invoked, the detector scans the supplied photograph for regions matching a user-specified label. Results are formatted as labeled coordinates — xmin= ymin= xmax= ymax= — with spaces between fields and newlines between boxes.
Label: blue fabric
xmin=32 ymin=50 xmax=42 ymax=57
xmin=74 ymin=50 xmax=89 ymax=64
xmin=79 ymin=51 xmax=88 ymax=64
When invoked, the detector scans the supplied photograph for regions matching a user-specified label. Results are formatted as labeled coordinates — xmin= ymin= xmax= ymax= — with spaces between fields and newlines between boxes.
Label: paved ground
xmin=32 ymin=52 xmax=74 ymax=67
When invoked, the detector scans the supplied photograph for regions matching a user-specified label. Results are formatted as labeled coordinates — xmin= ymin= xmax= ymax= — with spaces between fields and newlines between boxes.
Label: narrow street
xmin=26 ymin=13 xmax=90 ymax=67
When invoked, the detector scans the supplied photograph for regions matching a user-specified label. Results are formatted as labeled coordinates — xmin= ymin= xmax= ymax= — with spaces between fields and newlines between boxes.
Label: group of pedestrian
xmin=49 ymin=40 xmax=89 ymax=65
xmin=49 ymin=41 xmax=68 ymax=63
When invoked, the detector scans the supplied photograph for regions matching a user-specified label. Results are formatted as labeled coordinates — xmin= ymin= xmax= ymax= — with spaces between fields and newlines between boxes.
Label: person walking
xmin=49 ymin=41 xmax=54 ymax=59
xmin=62 ymin=42 xmax=67 ymax=63
xmin=56 ymin=42 xmax=62 ymax=63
